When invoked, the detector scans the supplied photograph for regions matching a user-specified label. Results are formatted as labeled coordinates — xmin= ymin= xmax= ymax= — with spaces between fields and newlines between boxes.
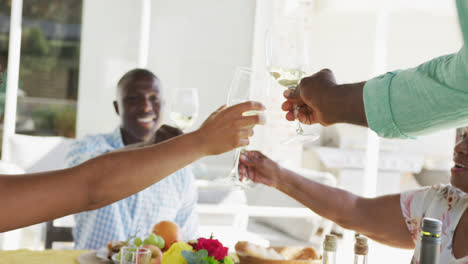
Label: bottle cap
xmin=323 ymin=234 xmax=337 ymax=252
xmin=422 ymin=218 xmax=442 ymax=236
xmin=354 ymin=237 xmax=368 ymax=255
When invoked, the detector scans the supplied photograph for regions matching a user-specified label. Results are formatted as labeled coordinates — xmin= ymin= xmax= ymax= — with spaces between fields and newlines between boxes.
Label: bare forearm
xmin=277 ymin=170 xmax=413 ymax=248
xmin=0 ymin=169 xmax=88 ymax=231
xmin=81 ymin=131 xmax=205 ymax=210
xmin=0 ymin=101 xmax=265 ymax=232
xmin=277 ymin=170 xmax=360 ymax=229
xmin=333 ymin=82 xmax=368 ymax=127
xmin=0 ymin=131 xmax=205 ymax=232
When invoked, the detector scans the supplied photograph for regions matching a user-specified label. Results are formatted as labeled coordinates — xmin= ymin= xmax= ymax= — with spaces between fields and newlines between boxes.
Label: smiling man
xmin=66 ymin=69 xmax=198 ymax=249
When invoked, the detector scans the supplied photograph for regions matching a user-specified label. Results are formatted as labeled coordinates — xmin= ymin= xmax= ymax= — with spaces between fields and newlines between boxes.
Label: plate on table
xmin=77 ymin=250 xmax=112 ymax=264
xmin=111 ymin=254 xmax=120 ymax=263
xmin=96 ymin=246 xmax=110 ymax=260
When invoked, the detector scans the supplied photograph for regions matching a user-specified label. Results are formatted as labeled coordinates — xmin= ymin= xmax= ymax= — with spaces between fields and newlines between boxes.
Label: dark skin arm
xmin=239 ymin=151 xmax=414 ymax=249
xmin=0 ymin=102 xmax=265 ymax=232
xmin=282 ymin=69 xmax=368 ymax=127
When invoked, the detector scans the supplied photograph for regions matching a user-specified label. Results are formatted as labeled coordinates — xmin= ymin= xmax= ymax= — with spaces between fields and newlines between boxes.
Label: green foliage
xmin=31 ymin=104 xmax=76 ymax=138
xmin=204 ymin=256 xmax=218 ymax=264
xmin=0 ymin=0 xmax=82 ymax=24
xmin=222 ymin=256 xmax=234 ymax=264
xmin=31 ymin=107 xmax=56 ymax=131
xmin=22 ymin=27 xmax=50 ymax=56
xmin=55 ymin=104 xmax=76 ymax=137
xmin=182 ymin=250 xmax=233 ymax=264
xmin=182 ymin=250 xmax=209 ymax=264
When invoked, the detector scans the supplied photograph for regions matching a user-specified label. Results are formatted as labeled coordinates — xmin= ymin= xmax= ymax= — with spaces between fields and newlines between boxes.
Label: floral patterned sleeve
xmin=400 ymin=186 xmax=436 ymax=244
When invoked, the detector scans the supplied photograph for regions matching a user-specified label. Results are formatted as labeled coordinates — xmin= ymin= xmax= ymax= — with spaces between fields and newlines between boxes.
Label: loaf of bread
xmin=235 ymin=241 xmax=285 ymax=260
xmin=292 ymin=247 xmax=319 ymax=260
xmin=235 ymin=241 xmax=319 ymax=261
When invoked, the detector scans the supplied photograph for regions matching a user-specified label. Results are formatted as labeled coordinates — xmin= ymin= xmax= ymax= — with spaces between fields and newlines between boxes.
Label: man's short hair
xmin=116 ymin=68 xmax=160 ymax=97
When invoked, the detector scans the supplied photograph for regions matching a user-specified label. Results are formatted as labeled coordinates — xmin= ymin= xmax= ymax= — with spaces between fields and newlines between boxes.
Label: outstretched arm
xmin=283 ymin=0 xmax=468 ymax=138
xmin=240 ymin=151 xmax=414 ymax=249
xmin=0 ymin=102 xmax=265 ymax=232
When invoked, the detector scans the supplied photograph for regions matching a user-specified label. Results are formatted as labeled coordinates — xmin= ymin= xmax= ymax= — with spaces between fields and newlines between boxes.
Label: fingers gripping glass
xmin=220 ymin=67 xmax=264 ymax=187
xmin=266 ymin=22 xmax=320 ymax=144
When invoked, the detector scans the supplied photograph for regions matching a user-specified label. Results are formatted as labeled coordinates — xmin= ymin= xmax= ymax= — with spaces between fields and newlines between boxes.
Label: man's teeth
xmin=456 ymin=163 xmax=466 ymax=168
xmin=138 ymin=116 xmax=155 ymax=122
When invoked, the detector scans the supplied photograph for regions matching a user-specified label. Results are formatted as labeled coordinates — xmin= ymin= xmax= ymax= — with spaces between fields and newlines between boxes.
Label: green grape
xmin=155 ymin=235 xmax=165 ymax=249
xmin=134 ymin=237 xmax=142 ymax=247
xmin=144 ymin=233 xmax=165 ymax=249
xmin=143 ymin=237 xmax=156 ymax=246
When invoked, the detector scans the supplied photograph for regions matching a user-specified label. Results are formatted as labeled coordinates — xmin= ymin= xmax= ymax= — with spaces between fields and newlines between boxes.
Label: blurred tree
xmin=0 ymin=0 xmax=82 ymax=24
xmin=22 ymin=27 xmax=50 ymax=56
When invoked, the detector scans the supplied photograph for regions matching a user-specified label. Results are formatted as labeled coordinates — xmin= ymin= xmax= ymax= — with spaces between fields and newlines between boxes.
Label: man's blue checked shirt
xmin=66 ymin=128 xmax=198 ymax=249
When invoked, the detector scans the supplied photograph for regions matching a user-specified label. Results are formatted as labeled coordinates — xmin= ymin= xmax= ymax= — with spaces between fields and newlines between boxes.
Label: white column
xmin=138 ymin=0 xmax=151 ymax=68
xmin=362 ymin=2 xmax=389 ymax=263
xmin=0 ymin=0 xmax=23 ymax=250
xmin=363 ymin=0 xmax=388 ymax=199
xmin=1 ymin=0 xmax=23 ymax=162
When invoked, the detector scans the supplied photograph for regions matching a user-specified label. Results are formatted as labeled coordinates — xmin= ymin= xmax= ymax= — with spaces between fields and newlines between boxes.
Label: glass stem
xmin=294 ymin=112 xmax=304 ymax=135
xmin=289 ymin=86 xmax=304 ymax=135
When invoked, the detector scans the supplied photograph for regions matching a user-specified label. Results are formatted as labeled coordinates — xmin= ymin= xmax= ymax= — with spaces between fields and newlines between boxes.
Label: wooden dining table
xmin=0 ymin=249 xmax=108 ymax=264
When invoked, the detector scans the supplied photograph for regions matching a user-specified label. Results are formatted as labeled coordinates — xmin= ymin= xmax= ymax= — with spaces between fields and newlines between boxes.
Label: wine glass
xmin=120 ymin=247 xmax=151 ymax=264
xmin=266 ymin=21 xmax=320 ymax=144
xmin=169 ymin=88 xmax=199 ymax=131
xmin=224 ymin=67 xmax=264 ymax=186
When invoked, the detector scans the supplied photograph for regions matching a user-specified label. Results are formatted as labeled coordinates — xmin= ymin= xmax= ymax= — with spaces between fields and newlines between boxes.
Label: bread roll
xmin=235 ymin=241 xmax=285 ymax=260
xmin=293 ymin=247 xmax=319 ymax=260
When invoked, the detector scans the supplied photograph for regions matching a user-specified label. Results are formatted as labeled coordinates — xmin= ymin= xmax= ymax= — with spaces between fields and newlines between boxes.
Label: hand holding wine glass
xmin=281 ymin=69 xmax=365 ymax=127
xmin=266 ymin=21 xmax=319 ymax=143
xmin=223 ymin=67 xmax=265 ymax=186
xmin=282 ymin=68 xmax=338 ymax=125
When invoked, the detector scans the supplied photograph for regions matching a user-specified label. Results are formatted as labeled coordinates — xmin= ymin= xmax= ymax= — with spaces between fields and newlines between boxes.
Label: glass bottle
xmin=419 ymin=218 xmax=442 ymax=264
xmin=322 ymin=234 xmax=337 ymax=264
xmin=354 ymin=236 xmax=368 ymax=264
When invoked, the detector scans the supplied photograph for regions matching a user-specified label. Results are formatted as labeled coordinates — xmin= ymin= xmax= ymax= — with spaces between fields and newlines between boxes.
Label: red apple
xmin=143 ymin=244 xmax=162 ymax=264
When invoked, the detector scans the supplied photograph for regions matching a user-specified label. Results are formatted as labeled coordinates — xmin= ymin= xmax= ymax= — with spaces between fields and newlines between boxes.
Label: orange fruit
xmin=152 ymin=221 xmax=183 ymax=251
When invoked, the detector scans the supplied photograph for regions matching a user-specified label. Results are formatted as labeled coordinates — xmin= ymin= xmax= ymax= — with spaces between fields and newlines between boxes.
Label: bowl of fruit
xmin=109 ymin=220 xmax=181 ymax=264
xmin=111 ymin=233 xmax=165 ymax=264
xmin=103 ymin=220 xmax=235 ymax=264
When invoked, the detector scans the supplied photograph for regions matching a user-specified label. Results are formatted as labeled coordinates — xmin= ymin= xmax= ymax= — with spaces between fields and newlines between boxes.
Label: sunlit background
xmin=0 ymin=0 xmax=462 ymax=263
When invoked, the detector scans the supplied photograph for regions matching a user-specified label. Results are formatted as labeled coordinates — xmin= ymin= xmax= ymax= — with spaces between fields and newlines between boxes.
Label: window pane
xmin=0 ymin=1 xmax=11 ymax=134
xmin=0 ymin=0 xmax=82 ymax=138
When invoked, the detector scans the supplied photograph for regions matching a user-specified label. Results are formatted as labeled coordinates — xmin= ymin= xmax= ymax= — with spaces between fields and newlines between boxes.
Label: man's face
xmin=451 ymin=127 xmax=468 ymax=192
xmin=114 ymin=75 xmax=163 ymax=142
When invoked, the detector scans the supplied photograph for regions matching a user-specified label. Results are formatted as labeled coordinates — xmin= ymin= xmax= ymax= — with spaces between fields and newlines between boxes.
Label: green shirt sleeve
xmin=363 ymin=0 xmax=468 ymax=138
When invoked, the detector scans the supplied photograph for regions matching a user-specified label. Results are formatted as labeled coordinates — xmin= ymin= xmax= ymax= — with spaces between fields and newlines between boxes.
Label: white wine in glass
xmin=268 ymin=67 xmax=306 ymax=90
xmin=169 ymin=88 xmax=199 ymax=131
xmin=266 ymin=22 xmax=319 ymax=143
xmin=169 ymin=112 xmax=195 ymax=130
